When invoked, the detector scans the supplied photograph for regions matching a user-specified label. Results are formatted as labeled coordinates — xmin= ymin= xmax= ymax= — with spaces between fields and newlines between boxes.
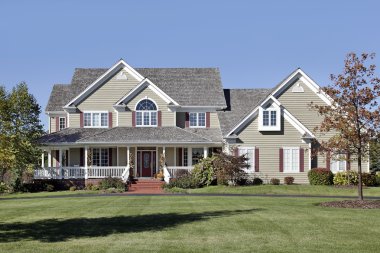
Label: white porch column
xmin=59 ymin=149 xmax=63 ymax=179
xmin=116 ymin=146 xmax=119 ymax=166
xmin=41 ymin=152 xmax=45 ymax=168
xmin=126 ymin=146 xmax=130 ymax=167
xmin=84 ymin=146 xmax=88 ymax=179
xmin=204 ymin=147 xmax=208 ymax=159
xmin=163 ymin=146 xmax=166 ymax=158
xmin=48 ymin=149 xmax=52 ymax=167
xmin=174 ymin=147 xmax=176 ymax=166
xmin=188 ymin=147 xmax=192 ymax=167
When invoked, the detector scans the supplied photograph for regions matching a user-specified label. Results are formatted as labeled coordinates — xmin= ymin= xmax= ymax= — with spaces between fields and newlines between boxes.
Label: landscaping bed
xmin=320 ymin=200 xmax=380 ymax=209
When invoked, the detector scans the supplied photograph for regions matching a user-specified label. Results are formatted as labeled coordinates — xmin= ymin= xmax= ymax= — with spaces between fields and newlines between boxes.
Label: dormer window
xmin=189 ymin=112 xmax=206 ymax=128
xmin=135 ymin=99 xmax=157 ymax=127
xmin=258 ymin=105 xmax=281 ymax=131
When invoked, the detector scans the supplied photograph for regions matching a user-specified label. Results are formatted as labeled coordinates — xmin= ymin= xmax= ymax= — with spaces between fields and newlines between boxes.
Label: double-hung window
xmin=259 ymin=106 xmax=280 ymax=131
xmin=189 ymin=112 xmax=206 ymax=128
xmin=136 ymin=99 xmax=157 ymax=127
xmin=92 ymin=148 xmax=109 ymax=166
xmin=283 ymin=147 xmax=299 ymax=173
xmin=263 ymin=110 xmax=277 ymax=126
xmin=59 ymin=117 xmax=66 ymax=130
xmin=84 ymin=112 xmax=108 ymax=127
xmin=330 ymin=154 xmax=346 ymax=173
xmin=238 ymin=147 xmax=255 ymax=172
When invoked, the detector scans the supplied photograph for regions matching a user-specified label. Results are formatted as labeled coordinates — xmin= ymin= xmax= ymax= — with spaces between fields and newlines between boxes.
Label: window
xmin=259 ymin=106 xmax=280 ymax=131
xmin=262 ymin=109 xmax=276 ymax=126
xmin=84 ymin=112 xmax=108 ymax=127
xmin=330 ymin=154 xmax=346 ymax=173
xmin=135 ymin=99 xmax=157 ymax=127
xmin=183 ymin=148 xmax=188 ymax=166
xmin=92 ymin=148 xmax=109 ymax=166
xmin=189 ymin=112 xmax=206 ymax=128
xmin=238 ymin=147 xmax=255 ymax=172
xmin=192 ymin=148 xmax=204 ymax=165
xmin=283 ymin=147 xmax=299 ymax=173
xmin=59 ymin=117 xmax=66 ymax=130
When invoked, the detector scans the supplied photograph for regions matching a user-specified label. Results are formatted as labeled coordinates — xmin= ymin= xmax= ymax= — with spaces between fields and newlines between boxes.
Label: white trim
xmin=67 ymin=113 xmax=70 ymax=128
xmin=168 ymin=105 xmax=225 ymax=112
xmin=64 ymin=60 xmax=144 ymax=108
xmin=258 ymin=100 xmax=281 ymax=131
xmin=189 ymin=112 xmax=206 ymax=128
xmin=134 ymin=97 xmax=159 ymax=111
xmin=282 ymin=146 xmax=300 ymax=173
xmin=58 ymin=117 xmax=66 ymax=131
xmin=114 ymin=109 xmax=119 ymax=127
xmin=48 ymin=116 xmax=51 ymax=134
xmin=237 ymin=146 xmax=255 ymax=173
xmin=283 ymin=109 xmax=315 ymax=138
xmin=308 ymin=142 xmax=312 ymax=171
xmin=114 ymin=78 xmax=179 ymax=106
xmin=83 ymin=111 xmax=109 ymax=128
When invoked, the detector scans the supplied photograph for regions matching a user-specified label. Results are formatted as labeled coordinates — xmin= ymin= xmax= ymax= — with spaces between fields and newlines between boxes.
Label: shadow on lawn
xmin=0 ymin=208 xmax=261 ymax=243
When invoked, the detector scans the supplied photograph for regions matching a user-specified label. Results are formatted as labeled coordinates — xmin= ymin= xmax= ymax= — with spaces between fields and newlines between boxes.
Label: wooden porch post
xmin=84 ymin=146 xmax=88 ymax=179
xmin=203 ymin=147 xmax=208 ymax=159
xmin=41 ymin=152 xmax=45 ymax=168
xmin=48 ymin=149 xmax=52 ymax=167
xmin=188 ymin=147 xmax=192 ymax=167
xmin=126 ymin=146 xmax=130 ymax=166
xmin=116 ymin=146 xmax=119 ymax=166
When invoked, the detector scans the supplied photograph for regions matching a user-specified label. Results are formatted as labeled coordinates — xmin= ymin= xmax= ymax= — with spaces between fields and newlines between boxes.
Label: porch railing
xmin=34 ymin=166 xmax=128 ymax=180
xmin=165 ymin=166 xmax=193 ymax=180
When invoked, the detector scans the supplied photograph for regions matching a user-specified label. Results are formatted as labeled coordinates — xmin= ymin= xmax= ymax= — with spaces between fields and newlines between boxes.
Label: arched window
xmin=135 ymin=99 xmax=158 ymax=126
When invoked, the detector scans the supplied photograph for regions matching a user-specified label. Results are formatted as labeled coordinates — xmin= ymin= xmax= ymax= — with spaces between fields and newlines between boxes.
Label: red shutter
xmin=132 ymin=111 xmax=136 ymax=127
xmin=346 ymin=152 xmax=351 ymax=170
xmin=109 ymin=148 xmax=113 ymax=166
xmin=56 ymin=117 xmax=59 ymax=132
xmin=56 ymin=150 xmax=60 ymax=167
xmin=299 ymin=148 xmax=304 ymax=172
xmin=255 ymin=148 xmax=259 ymax=172
xmin=279 ymin=148 xmax=283 ymax=172
xmin=80 ymin=112 xmax=84 ymax=128
xmin=80 ymin=148 xmax=84 ymax=166
xmin=158 ymin=111 xmax=162 ymax=127
xmin=326 ymin=151 xmax=331 ymax=170
xmin=185 ymin=112 xmax=189 ymax=128
xmin=109 ymin=112 xmax=113 ymax=128
xmin=206 ymin=112 xmax=210 ymax=128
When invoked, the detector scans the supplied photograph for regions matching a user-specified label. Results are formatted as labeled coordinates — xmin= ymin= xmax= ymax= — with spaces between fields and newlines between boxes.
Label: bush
xmin=308 ymin=168 xmax=334 ymax=185
xmin=69 ymin=186 xmax=77 ymax=191
xmin=191 ymin=157 xmax=216 ymax=186
xmin=0 ymin=182 xmax=9 ymax=193
xmin=165 ymin=174 xmax=199 ymax=189
xmin=46 ymin=184 xmax=54 ymax=192
xmin=361 ymin=173 xmax=377 ymax=186
xmin=245 ymin=177 xmax=263 ymax=186
xmin=213 ymin=151 xmax=248 ymax=186
xmin=270 ymin=178 xmax=280 ymax=185
xmin=333 ymin=171 xmax=359 ymax=186
xmin=376 ymin=173 xmax=380 ymax=186
xmin=91 ymin=184 xmax=100 ymax=191
xmin=99 ymin=177 xmax=126 ymax=191
xmin=85 ymin=183 xmax=93 ymax=190
xmin=284 ymin=177 xmax=294 ymax=185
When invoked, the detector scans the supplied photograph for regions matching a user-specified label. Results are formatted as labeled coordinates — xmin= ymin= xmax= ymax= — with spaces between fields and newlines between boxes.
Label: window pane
xmin=136 ymin=112 xmax=142 ymax=126
xmin=143 ymin=112 xmax=149 ymax=125
xmin=292 ymin=149 xmax=299 ymax=172
xmin=263 ymin=111 xmax=269 ymax=126
xmin=92 ymin=148 xmax=100 ymax=166
xmin=101 ymin=113 xmax=108 ymax=127
xmin=59 ymin=118 xmax=66 ymax=130
xmin=270 ymin=111 xmax=276 ymax=126
xmin=92 ymin=113 xmax=100 ymax=127
xmin=136 ymin=99 xmax=157 ymax=110
xmin=339 ymin=161 xmax=345 ymax=171
xmin=189 ymin=113 xmax=197 ymax=126
xmin=198 ymin=113 xmax=205 ymax=126
xmin=151 ymin=112 xmax=157 ymax=125
xmin=84 ymin=113 xmax=91 ymax=126
xmin=101 ymin=148 xmax=109 ymax=166
xmin=247 ymin=149 xmax=254 ymax=170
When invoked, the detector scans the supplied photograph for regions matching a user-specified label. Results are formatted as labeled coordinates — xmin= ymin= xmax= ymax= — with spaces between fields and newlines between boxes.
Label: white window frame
xmin=238 ymin=147 xmax=255 ymax=172
xmin=92 ymin=148 xmax=109 ymax=166
xmin=330 ymin=154 xmax=347 ymax=173
xmin=258 ymin=106 xmax=281 ymax=131
xmin=283 ymin=147 xmax=300 ymax=173
xmin=83 ymin=111 xmax=109 ymax=128
xmin=189 ymin=112 xmax=206 ymax=128
xmin=59 ymin=117 xmax=66 ymax=131
xmin=135 ymin=98 xmax=158 ymax=127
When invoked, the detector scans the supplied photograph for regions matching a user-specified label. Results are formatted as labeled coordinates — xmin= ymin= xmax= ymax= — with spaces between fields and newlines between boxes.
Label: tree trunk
xmin=358 ymin=155 xmax=363 ymax=200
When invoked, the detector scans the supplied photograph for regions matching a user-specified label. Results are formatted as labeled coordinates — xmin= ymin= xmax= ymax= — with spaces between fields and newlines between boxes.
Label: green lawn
xmin=173 ymin=185 xmax=380 ymax=197
xmin=0 ymin=194 xmax=379 ymax=252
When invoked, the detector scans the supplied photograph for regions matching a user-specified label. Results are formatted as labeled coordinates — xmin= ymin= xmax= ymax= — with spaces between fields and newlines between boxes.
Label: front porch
xmin=35 ymin=146 xmax=220 ymax=182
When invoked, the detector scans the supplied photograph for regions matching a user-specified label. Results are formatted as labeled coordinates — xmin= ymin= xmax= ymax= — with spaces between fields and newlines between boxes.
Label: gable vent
xmin=292 ymin=83 xmax=304 ymax=93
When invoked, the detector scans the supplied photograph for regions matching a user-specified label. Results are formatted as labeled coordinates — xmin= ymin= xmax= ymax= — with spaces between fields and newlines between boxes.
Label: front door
xmin=141 ymin=151 xmax=152 ymax=177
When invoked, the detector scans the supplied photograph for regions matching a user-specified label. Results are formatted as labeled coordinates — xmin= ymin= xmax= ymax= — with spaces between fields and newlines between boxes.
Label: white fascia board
xmin=46 ymin=111 xmax=67 ymax=115
xmin=226 ymin=108 xmax=260 ymax=137
xmin=168 ymin=105 xmax=225 ymax=112
xmin=64 ymin=59 xmax=144 ymax=108
xmin=283 ymin=108 xmax=315 ymax=138
xmin=114 ymin=78 xmax=179 ymax=106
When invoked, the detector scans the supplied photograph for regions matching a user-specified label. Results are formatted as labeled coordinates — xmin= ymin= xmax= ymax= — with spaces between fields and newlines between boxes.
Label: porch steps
xmin=127 ymin=178 xmax=165 ymax=194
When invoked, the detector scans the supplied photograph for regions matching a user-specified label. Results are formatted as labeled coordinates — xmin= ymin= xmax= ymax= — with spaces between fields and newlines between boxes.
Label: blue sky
xmin=0 ymin=0 xmax=379 ymax=129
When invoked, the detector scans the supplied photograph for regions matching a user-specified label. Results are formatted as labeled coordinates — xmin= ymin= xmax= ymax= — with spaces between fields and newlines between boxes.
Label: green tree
xmin=312 ymin=53 xmax=380 ymax=200
xmin=0 ymin=83 xmax=43 ymax=190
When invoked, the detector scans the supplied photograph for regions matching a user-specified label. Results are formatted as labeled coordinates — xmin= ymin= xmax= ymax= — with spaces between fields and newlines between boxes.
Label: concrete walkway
xmin=1 ymin=192 xmax=380 ymax=201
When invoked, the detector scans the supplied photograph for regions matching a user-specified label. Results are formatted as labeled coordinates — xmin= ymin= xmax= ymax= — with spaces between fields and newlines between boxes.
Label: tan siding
xmin=165 ymin=148 xmax=175 ymax=166
xmin=210 ymin=112 xmax=220 ymax=128
xmin=70 ymin=148 xmax=81 ymax=166
xmin=126 ymin=87 xmax=175 ymax=126
xmin=118 ymin=111 xmax=132 ymax=127
xmin=118 ymin=147 xmax=127 ymax=166
xmin=77 ymin=70 xmax=140 ymax=111
xmin=50 ymin=117 xmax=57 ymax=133
xmin=69 ymin=113 xmax=81 ymax=128
xmin=237 ymin=116 xmax=310 ymax=184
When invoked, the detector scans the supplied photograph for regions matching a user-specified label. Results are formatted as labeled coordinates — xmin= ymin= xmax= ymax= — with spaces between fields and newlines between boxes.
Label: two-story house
xmin=37 ymin=59 xmax=368 ymax=184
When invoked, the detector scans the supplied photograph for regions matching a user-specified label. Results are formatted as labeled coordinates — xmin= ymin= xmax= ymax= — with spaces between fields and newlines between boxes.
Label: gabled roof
xmin=38 ymin=127 xmax=223 ymax=145
xmin=46 ymin=63 xmax=226 ymax=112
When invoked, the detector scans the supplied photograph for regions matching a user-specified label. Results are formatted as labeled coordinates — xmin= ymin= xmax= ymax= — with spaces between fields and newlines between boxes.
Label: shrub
xmin=376 ymin=173 xmax=380 ymax=186
xmin=308 ymin=168 xmax=334 ymax=185
xmin=46 ymin=184 xmax=54 ymax=192
xmin=165 ymin=174 xmax=199 ymax=189
xmin=333 ymin=171 xmax=359 ymax=186
xmin=270 ymin=178 xmax=280 ymax=185
xmin=191 ymin=157 xmax=216 ymax=186
xmin=361 ymin=173 xmax=377 ymax=186
xmin=85 ymin=183 xmax=93 ymax=190
xmin=69 ymin=186 xmax=77 ymax=191
xmin=213 ymin=151 xmax=247 ymax=186
xmin=284 ymin=177 xmax=294 ymax=185
xmin=99 ymin=177 xmax=126 ymax=191
xmin=0 ymin=182 xmax=9 ymax=193
xmin=246 ymin=177 xmax=263 ymax=186
xmin=91 ymin=184 xmax=100 ymax=191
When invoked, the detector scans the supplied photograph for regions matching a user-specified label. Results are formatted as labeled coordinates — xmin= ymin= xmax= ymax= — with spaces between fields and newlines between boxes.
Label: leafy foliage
xmin=165 ymin=174 xmax=199 ymax=189
xmin=361 ymin=173 xmax=377 ymax=186
xmin=333 ymin=171 xmax=359 ymax=186
xmin=270 ymin=178 xmax=280 ymax=185
xmin=284 ymin=177 xmax=295 ymax=185
xmin=310 ymin=53 xmax=380 ymax=199
xmin=99 ymin=177 xmax=126 ymax=191
xmin=308 ymin=168 xmax=334 ymax=185
xmin=213 ymin=151 xmax=247 ymax=186
xmin=191 ymin=156 xmax=216 ymax=186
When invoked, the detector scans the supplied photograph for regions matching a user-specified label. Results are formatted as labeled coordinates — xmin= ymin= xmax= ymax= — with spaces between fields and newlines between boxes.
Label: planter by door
xmin=141 ymin=151 xmax=152 ymax=177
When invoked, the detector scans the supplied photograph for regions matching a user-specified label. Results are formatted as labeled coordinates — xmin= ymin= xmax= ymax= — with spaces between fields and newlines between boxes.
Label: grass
xmin=171 ymin=185 xmax=380 ymax=197
xmin=0 ymin=190 xmax=99 ymax=199
xmin=0 ymin=194 xmax=380 ymax=252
